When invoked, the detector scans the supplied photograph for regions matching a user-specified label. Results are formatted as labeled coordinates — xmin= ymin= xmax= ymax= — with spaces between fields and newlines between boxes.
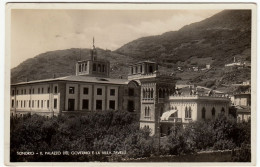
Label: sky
xmin=11 ymin=9 xmax=221 ymax=68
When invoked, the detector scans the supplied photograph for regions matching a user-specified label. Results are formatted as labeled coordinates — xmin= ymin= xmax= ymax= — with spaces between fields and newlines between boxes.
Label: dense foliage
xmin=10 ymin=112 xmax=250 ymax=162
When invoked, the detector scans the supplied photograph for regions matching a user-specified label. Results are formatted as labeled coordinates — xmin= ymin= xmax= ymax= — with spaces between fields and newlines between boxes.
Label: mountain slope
xmin=11 ymin=10 xmax=251 ymax=89
xmin=11 ymin=48 xmax=134 ymax=83
xmin=115 ymin=10 xmax=251 ymax=67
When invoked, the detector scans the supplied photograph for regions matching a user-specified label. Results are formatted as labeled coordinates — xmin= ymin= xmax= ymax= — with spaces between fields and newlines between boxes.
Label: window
xmin=221 ymin=107 xmax=225 ymax=114
xmin=149 ymin=65 xmax=153 ymax=73
xmin=42 ymin=88 xmax=44 ymax=94
xmin=29 ymin=89 xmax=31 ymax=94
xmin=188 ymin=106 xmax=192 ymax=118
xmin=82 ymin=99 xmax=89 ymax=109
xmin=96 ymin=100 xmax=102 ymax=110
xmin=32 ymin=88 xmax=34 ymax=94
xmin=38 ymin=100 xmax=39 ymax=108
xmin=54 ymin=99 xmax=57 ymax=109
xmin=79 ymin=64 xmax=82 ymax=72
xmin=159 ymin=89 xmax=163 ymax=98
xmin=41 ymin=100 xmax=43 ymax=108
xmin=69 ymin=87 xmax=75 ymax=94
xmin=16 ymin=90 xmax=19 ymax=95
xmin=47 ymin=100 xmax=49 ymax=108
xmin=29 ymin=100 xmax=31 ymax=108
xmin=11 ymin=100 xmax=14 ymax=108
xmin=202 ymin=107 xmax=206 ymax=119
xmin=85 ymin=64 xmax=87 ymax=71
xmin=102 ymin=65 xmax=105 ymax=72
xmin=185 ymin=106 xmax=188 ymax=118
xmin=32 ymin=101 xmax=34 ymax=108
xmin=145 ymin=106 xmax=150 ymax=117
xmin=47 ymin=87 xmax=50 ymax=93
xmin=38 ymin=88 xmax=40 ymax=94
xmin=21 ymin=90 xmax=23 ymax=95
xmin=54 ymin=86 xmax=58 ymax=94
xmin=97 ymin=88 xmax=102 ymax=95
xmin=128 ymin=88 xmax=134 ymax=96
xmin=24 ymin=101 xmax=26 ymax=108
xmin=83 ymin=87 xmax=89 ymax=95
xmin=98 ymin=64 xmax=101 ymax=72
xmin=12 ymin=90 xmax=15 ymax=96
xmin=21 ymin=100 xmax=22 ymax=108
xmin=110 ymin=89 xmax=115 ymax=96
xmin=109 ymin=100 xmax=115 ymax=110
xmin=24 ymin=89 xmax=26 ymax=94
xmin=212 ymin=107 xmax=216 ymax=117
xmin=93 ymin=63 xmax=96 ymax=71
xmin=16 ymin=100 xmax=18 ymax=107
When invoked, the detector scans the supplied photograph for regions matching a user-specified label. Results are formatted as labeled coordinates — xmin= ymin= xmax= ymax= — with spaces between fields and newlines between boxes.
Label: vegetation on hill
xmin=11 ymin=10 xmax=251 ymax=91
xmin=11 ymin=48 xmax=134 ymax=83
xmin=11 ymin=112 xmax=250 ymax=162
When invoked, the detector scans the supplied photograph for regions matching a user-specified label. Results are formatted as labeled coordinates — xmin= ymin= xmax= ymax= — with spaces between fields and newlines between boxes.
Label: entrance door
xmin=68 ymin=99 xmax=75 ymax=111
xmin=128 ymin=100 xmax=135 ymax=112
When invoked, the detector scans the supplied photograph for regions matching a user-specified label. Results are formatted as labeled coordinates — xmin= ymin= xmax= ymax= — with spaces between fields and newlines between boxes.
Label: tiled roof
xmin=11 ymin=75 xmax=129 ymax=86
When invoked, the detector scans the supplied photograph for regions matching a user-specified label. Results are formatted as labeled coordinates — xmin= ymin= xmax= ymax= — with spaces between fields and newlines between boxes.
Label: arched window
xmin=202 ymin=107 xmax=206 ymax=119
xmin=188 ymin=106 xmax=192 ymax=118
xmin=163 ymin=89 xmax=166 ymax=98
xmin=221 ymin=107 xmax=225 ymax=114
xmin=93 ymin=63 xmax=96 ymax=71
xmin=185 ymin=106 xmax=188 ymax=118
xmin=212 ymin=107 xmax=216 ymax=117
xmin=145 ymin=88 xmax=148 ymax=99
xmin=159 ymin=89 xmax=163 ymax=98
xmin=151 ymin=89 xmax=154 ymax=99
xmin=147 ymin=88 xmax=150 ymax=99
xmin=145 ymin=107 xmax=150 ymax=117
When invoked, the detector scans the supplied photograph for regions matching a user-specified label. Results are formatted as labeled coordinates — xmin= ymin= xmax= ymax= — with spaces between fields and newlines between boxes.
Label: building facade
xmin=10 ymin=42 xmax=233 ymax=136
xmin=11 ymin=43 xmax=140 ymax=117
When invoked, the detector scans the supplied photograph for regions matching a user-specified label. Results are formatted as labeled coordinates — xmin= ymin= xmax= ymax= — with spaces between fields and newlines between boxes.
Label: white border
xmin=1 ymin=1 xmax=258 ymax=167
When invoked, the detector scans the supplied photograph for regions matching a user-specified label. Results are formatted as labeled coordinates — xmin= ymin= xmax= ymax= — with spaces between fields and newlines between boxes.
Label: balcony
xmin=142 ymin=98 xmax=154 ymax=103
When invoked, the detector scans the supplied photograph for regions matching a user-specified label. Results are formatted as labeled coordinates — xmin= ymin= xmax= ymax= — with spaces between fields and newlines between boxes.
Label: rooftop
xmin=129 ymin=60 xmax=156 ymax=66
xmin=11 ymin=75 xmax=129 ymax=86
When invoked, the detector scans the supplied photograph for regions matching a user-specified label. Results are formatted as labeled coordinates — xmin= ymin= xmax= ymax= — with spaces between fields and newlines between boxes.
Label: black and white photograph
xmin=4 ymin=3 xmax=256 ymax=165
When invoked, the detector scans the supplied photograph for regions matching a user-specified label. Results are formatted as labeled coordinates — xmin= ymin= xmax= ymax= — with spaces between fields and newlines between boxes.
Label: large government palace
xmin=10 ymin=41 xmax=230 ymax=136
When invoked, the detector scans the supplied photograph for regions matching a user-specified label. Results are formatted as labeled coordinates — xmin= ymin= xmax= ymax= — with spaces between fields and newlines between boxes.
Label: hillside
xmin=115 ymin=10 xmax=251 ymax=88
xmin=11 ymin=10 xmax=251 ymax=91
xmin=11 ymin=48 xmax=134 ymax=83
xmin=116 ymin=10 xmax=251 ymax=66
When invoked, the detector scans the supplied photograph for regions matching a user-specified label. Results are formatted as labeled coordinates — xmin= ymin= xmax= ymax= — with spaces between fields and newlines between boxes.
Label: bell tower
xmin=128 ymin=61 xmax=176 ymax=136
xmin=75 ymin=37 xmax=110 ymax=77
